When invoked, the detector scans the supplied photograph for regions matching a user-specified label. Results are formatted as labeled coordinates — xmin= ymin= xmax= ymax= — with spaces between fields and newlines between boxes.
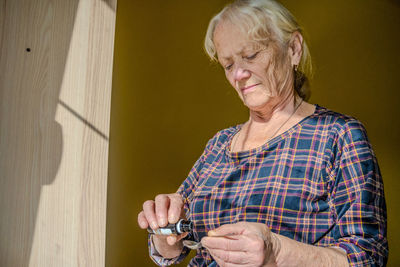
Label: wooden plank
xmin=0 ymin=0 xmax=116 ymax=266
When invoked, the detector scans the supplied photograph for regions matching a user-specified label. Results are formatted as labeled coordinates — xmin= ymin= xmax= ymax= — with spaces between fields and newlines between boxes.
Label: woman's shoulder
xmin=203 ymin=124 xmax=241 ymax=151
xmin=310 ymin=104 xmax=369 ymax=140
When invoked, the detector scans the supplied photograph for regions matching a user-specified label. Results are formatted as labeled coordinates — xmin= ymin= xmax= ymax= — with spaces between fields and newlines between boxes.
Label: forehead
xmin=213 ymin=21 xmax=264 ymax=60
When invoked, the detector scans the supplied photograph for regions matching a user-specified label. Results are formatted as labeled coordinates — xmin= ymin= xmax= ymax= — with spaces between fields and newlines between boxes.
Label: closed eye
xmin=225 ymin=63 xmax=233 ymax=71
xmin=245 ymin=52 xmax=259 ymax=60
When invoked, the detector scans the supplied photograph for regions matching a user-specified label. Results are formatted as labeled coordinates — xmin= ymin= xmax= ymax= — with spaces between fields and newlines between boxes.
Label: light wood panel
xmin=0 ymin=0 xmax=117 ymax=266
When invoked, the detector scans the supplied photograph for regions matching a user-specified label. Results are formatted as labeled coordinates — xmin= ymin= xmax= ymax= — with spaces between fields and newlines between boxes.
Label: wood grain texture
xmin=0 ymin=0 xmax=117 ymax=266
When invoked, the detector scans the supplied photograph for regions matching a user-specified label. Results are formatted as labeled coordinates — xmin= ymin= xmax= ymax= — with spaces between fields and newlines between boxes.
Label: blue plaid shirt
xmin=149 ymin=105 xmax=388 ymax=266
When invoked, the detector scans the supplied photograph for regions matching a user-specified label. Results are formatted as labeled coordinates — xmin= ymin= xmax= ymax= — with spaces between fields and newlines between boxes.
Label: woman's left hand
xmin=201 ymin=222 xmax=280 ymax=266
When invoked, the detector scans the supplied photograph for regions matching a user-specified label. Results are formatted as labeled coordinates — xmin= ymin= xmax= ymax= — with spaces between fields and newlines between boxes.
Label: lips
xmin=240 ymin=83 xmax=261 ymax=93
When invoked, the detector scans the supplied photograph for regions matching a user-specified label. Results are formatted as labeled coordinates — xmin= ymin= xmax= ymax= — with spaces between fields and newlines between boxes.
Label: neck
xmin=248 ymin=92 xmax=300 ymax=125
xmin=231 ymin=93 xmax=304 ymax=152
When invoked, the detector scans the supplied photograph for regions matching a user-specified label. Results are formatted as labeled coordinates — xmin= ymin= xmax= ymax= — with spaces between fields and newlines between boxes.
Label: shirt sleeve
xmin=323 ymin=119 xmax=388 ymax=266
xmin=148 ymin=234 xmax=191 ymax=266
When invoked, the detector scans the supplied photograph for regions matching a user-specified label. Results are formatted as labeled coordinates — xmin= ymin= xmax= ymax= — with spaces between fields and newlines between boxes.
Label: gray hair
xmin=204 ymin=0 xmax=312 ymax=100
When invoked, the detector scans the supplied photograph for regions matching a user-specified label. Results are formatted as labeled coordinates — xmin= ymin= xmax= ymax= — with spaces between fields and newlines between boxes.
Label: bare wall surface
xmin=107 ymin=0 xmax=399 ymax=266
xmin=0 ymin=0 xmax=116 ymax=266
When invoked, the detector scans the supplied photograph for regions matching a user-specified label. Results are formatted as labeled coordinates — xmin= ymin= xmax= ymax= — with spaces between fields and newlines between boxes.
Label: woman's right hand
xmin=138 ymin=193 xmax=187 ymax=258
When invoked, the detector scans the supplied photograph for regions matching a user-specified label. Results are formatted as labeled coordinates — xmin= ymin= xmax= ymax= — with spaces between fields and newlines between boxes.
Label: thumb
xmin=208 ymin=222 xmax=245 ymax=237
xmin=166 ymin=232 xmax=188 ymax=245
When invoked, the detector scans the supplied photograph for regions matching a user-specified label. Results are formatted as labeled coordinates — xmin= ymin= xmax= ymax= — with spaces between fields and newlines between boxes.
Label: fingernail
xmin=167 ymin=235 xmax=176 ymax=245
xmin=151 ymin=222 xmax=158 ymax=229
xmin=168 ymin=215 xmax=177 ymax=223
xmin=208 ymin=230 xmax=216 ymax=236
xmin=159 ymin=217 xmax=167 ymax=226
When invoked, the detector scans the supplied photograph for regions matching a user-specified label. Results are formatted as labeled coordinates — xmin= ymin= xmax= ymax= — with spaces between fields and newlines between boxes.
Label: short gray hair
xmin=204 ymin=0 xmax=312 ymax=100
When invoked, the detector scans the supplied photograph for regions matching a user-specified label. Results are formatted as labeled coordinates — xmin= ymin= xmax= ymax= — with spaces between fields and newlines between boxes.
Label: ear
xmin=288 ymin=31 xmax=303 ymax=67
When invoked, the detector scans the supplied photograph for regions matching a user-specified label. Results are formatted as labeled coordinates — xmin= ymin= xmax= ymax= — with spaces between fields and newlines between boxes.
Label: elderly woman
xmin=137 ymin=0 xmax=388 ymax=266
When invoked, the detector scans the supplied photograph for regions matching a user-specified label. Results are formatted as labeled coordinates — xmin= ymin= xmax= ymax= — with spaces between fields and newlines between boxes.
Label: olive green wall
xmin=106 ymin=1 xmax=400 ymax=266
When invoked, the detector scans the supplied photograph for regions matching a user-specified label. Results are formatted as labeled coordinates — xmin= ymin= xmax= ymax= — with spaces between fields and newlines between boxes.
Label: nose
xmin=233 ymin=65 xmax=251 ymax=82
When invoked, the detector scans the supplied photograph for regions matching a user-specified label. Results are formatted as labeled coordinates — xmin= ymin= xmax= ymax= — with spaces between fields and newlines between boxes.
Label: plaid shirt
xmin=149 ymin=105 xmax=388 ymax=266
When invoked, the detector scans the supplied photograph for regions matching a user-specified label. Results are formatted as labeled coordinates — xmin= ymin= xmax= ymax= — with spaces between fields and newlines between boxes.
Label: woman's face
xmin=213 ymin=21 xmax=293 ymax=111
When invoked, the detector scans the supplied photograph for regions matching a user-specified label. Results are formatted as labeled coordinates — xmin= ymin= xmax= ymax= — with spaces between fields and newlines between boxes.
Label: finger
xmin=166 ymin=235 xmax=177 ymax=246
xmin=154 ymin=194 xmax=169 ymax=227
xmin=137 ymin=211 xmax=149 ymax=229
xmin=207 ymin=248 xmax=249 ymax=264
xmin=142 ymin=200 xmax=158 ymax=229
xmin=209 ymin=250 xmax=246 ymax=267
xmin=167 ymin=193 xmax=184 ymax=223
xmin=201 ymin=235 xmax=246 ymax=251
xmin=208 ymin=223 xmax=245 ymax=237
xmin=166 ymin=232 xmax=188 ymax=246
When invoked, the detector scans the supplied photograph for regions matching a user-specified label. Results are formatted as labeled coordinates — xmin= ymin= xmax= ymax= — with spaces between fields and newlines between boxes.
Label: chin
xmin=243 ymin=101 xmax=268 ymax=111
xmin=242 ymin=95 xmax=271 ymax=110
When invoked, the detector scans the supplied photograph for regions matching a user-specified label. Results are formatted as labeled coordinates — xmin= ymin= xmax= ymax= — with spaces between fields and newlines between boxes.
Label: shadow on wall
xmin=0 ymin=0 xmax=78 ymax=265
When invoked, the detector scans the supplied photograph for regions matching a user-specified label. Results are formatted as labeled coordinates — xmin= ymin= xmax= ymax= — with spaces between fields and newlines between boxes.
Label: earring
xmin=294 ymin=64 xmax=298 ymax=72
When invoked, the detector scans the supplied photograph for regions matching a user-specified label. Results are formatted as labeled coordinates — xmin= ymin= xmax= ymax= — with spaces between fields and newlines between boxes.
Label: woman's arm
xmin=201 ymin=222 xmax=349 ymax=267
xmin=140 ymin=132 xmax=221 ymax=265
xmin=273 ymin=233 xmax=348 ymax=267
xmin=138 ymin=193 xmax=189 ymax=265
xmin=151 ymin=233 xmax=185 ymax=259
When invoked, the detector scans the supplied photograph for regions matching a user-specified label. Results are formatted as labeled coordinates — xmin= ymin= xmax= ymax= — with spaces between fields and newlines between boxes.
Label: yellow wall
xmin=106 ymin=1 xmax=400 ymax=266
